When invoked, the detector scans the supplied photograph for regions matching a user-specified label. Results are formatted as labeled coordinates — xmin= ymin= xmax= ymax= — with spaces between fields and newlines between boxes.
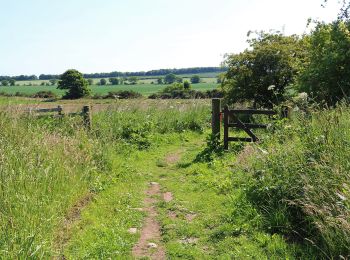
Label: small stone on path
xmin=128 ymin=228 xmax=137 ymax=234
xmin=131 ymin=208 xmax=143 ymax=211
xmin=147 ymin=242 xmax=158 ymax=248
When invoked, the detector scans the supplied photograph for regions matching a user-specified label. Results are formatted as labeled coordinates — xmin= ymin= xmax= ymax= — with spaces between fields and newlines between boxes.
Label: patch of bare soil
xmin=167 ymin=211 xmax=177 ymax=220
xmin=163 ymin=192 xmax=173 ymax=203
xmin=54 ymin=192 xmax=94 ymax=258
xmin=185 ymin=213 xmax=197 ymax=222
xmin=165 ymin=150 xmax=183 ymax=164
xmin=132 ymin=182 xmax=166 ymax=259
xmin=235 ymin=145 xmax=256 ymax=167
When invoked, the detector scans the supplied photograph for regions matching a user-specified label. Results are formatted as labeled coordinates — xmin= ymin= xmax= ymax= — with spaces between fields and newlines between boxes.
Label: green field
xmin=0 ymin=82 xmax=219 ymax=97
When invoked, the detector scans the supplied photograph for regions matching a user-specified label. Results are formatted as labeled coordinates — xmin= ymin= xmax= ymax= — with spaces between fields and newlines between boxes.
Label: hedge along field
xmin=0 ymin=82 xmax=218 ymax=97
xmin=0 ymin=100 xmax=211 ymax=258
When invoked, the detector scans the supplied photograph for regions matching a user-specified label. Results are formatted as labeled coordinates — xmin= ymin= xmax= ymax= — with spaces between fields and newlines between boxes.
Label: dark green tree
xmin=164 ymin=73 xmax=177 ymax=84
xmin=223 ymin=32 xmax=307 ymax=107
xmin=157 ymin=77 xmax=163 ymax=84
xmin=1 ymin=80 xmax=9 ymax=86
xmin=109 ymin=78 xmax=119 ymax=85
xmin=100 ymin=78 xmax=107 ymax=85
xmin=57 ymin=69 xmax=91 ymax=99
xmin=190 ymin=75 xmax=200 ymax=84
xmin=9 ymin=79 xmax=15 ymax=86
xmin=183 ymin=80 xmax=191 ymax=90
xmin=298 ymin=21 xmax=350 ymax=105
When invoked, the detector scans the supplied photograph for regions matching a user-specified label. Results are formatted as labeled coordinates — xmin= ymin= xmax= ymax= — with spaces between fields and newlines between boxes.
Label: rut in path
xmin=132 ymin=182 xmax=166 ymax=259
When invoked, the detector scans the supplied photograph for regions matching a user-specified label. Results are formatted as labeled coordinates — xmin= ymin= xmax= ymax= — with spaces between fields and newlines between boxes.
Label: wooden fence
xmin=211 ymin=98 xmax=278 ymax=150
xmin=27 ymin=105 xmax=92 ymax=129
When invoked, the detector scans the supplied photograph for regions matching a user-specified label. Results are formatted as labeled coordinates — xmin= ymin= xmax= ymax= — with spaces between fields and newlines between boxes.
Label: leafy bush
xmin=222 ymin=32 xmax=307 ymax=108
xmin=298 ymin=21 xmax=350 ymax=105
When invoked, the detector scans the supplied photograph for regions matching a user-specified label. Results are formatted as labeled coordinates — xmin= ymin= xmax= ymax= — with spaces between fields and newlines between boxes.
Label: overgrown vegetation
xmin=0 ymin=101 xmax=211 ymax=258
xmin=222 ymin=20 xmax=350 ymax=107
xmin=230 ymin=106 xmax=350 ymax=258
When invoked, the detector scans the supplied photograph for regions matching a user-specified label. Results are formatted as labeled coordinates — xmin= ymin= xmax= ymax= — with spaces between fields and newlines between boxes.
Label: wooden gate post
xmin=223 ymin=105 xmax=229 ymax=150
xmin=57 ymin=105 xmax=63 ymax=116
xmin=211 ymin=98 xmax=221 ymax=139
xmin=82 ymin=105 xmax=92 ymax=129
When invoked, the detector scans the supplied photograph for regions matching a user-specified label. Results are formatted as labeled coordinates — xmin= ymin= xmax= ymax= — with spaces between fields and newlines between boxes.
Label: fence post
xmin=82 ymin=105 xmax=92 ymax=129
xmin=211 ymin=98 xmax=221 ymax=139
xmin=281 ymin=106 xmax=291 ymax=119
xmin=223 ymin=105 xmax=229 ymax=150
xmin=57 ymin=105 xmax=63 ymax=116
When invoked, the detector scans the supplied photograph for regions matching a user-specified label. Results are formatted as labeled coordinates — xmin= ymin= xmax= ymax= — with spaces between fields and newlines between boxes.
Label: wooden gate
xmin=211 ymin=98 xmax=277 ymax=150
xmin=222 ymin=105 xmax=276 ymax=149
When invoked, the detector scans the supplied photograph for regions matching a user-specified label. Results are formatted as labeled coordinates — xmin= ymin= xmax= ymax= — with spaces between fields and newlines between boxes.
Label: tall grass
xmin=0 ymin=114 xmax=106 ymax=258
xmin=241 ymin=105 xmax=350 ymax=258
xmin=0 ymin=100 xmax=210 ymax=258
xmin=92 ymin=101 xmax=210 ymax=149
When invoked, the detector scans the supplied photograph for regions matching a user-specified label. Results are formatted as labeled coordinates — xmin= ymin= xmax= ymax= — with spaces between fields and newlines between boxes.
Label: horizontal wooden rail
xmin=35 ymin=108 xmax=61 ymax=113
xmin=227 ymin=123 xmax=268 ymax=129
xmin=227 ymin=137 xmax=253 ymax=142
xmin=225 ymin=109 xmax=277 ymax=115
xmin=222 ymin=104 xmax=276 ymax=149
xmin=22 ymin=105 xmax=91 ymax=129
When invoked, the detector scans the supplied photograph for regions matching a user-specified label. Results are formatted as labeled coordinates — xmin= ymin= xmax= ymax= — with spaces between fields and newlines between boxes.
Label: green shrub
xmin=298 ymin=21 xmax=350 ymax=105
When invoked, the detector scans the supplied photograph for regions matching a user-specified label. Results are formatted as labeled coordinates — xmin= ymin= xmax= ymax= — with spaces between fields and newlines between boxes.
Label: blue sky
xmin=0 ymin=0 xmax=341 ymax=75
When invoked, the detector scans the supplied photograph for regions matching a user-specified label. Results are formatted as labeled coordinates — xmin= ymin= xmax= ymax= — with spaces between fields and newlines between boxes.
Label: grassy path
xmin=60 ymin=133 xmax=303 ymax=259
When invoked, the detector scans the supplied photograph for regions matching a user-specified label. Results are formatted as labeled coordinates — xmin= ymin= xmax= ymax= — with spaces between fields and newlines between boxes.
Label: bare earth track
xmin=132 ymin=182 xmax=166 ymax=259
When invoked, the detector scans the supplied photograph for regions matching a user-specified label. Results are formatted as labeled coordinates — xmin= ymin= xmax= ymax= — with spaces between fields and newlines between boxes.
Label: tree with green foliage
xmin=223 ymin=32 xmax=307 ymax=107
xmin=183 ymin=80 xmax=191 ymax=90
xmin=109 ymin=78 xmax=119 ymax=85
xmin=157 ymin=77 xmax=163 ymax=84
xmin=190 ymin=75 xmax=200 ymax=84
xmin=9 ymin=79 xmax=15 ymax=86
xmin=298 ymin=21 xmax=350 ymax=105
xmin=57 ymin=69 xmax=91 ymax=99
xmin=1 ymin=80 xmax=9 ymax=86
xmin=100 ymin=78 xmax=107 ymax=85
xmin=164 ymin=73 xmax=177 ymax=84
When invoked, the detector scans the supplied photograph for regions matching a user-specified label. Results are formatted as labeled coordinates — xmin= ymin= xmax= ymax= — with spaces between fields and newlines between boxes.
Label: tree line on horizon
xmin=0 ymin=67 xmax=226 ymax=81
